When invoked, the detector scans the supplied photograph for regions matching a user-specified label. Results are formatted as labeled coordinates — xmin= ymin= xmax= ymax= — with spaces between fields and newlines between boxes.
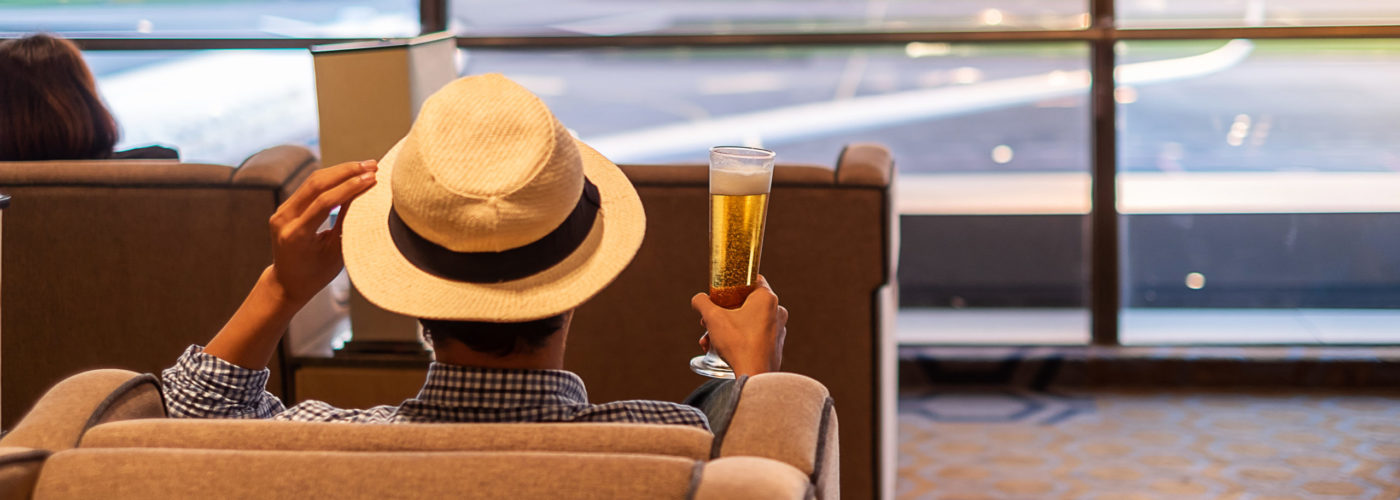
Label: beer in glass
xmin=691 ymin=146 xmax=775 ymax=379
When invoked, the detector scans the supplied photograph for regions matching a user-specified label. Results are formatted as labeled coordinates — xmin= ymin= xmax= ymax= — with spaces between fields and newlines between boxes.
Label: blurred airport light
xmin=1185 ymin=273 xmax=1206 ymax=290
xmin=905 ymin=42 xmax=951 ymax=59
xmin=978 ymin=9 xmax=1004 ymax=26
xmin=992 ymin=145 xmax=1014 ymax=164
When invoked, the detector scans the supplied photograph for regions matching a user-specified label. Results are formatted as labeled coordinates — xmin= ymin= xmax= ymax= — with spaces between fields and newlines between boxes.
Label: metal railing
xmin=61 ymin=24 xmax=1400 ymax=51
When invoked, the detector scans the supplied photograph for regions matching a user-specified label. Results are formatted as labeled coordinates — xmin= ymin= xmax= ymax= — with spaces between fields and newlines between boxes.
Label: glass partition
xmin=460 ymin=43 xmax=1093 ymax=344
xmin=1118 ymin=39 xmax=1400 ymax=344
xmin=1 ymin=1 xmax=417 ymax=38
xmin=84 ymin=50 xmax=319 ymax=165
xmin=451 ymin=0 xmax=1088 ymax=36
xmin=1118 ymin=0 xmax=1400 ymax=29
xmin=463 ymin=44 xmax=1087 ymax=165
xmin=19 ymin=0 xmax=1398 ymax=346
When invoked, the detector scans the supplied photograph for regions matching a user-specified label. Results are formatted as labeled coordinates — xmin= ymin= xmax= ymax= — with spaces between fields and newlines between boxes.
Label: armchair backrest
xmin=78 ymin=420 xmax=713 ymax=459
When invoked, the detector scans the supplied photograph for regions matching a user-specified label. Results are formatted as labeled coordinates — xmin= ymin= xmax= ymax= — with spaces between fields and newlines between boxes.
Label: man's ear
xmin=418 ymin=321 xmax=435 ymax=349
xmin=558 ymin=310 xmax=575 ymax=340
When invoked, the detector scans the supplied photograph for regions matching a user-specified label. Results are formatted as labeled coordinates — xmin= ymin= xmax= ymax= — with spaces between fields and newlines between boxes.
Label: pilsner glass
xmin=690 ymin=146 xmax=775 ymax=379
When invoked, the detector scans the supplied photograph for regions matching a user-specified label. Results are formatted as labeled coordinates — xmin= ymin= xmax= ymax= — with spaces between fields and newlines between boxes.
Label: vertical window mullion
xmin=421 ymin=0 xmax=448 ymax=35
xmin=1090 ymin=0 xmax=1121 ymax=345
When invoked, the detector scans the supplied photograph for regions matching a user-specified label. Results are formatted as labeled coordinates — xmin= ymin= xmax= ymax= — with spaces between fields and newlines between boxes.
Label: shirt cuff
xmin=161 ymin=344 xmax=274 ymax=417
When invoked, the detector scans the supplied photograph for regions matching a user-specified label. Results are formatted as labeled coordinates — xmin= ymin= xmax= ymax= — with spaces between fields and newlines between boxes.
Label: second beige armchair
xmin=0 ymin=368 xmax=838 ymax=499
xmin=0 ymin=146 xmax=319 ymax=427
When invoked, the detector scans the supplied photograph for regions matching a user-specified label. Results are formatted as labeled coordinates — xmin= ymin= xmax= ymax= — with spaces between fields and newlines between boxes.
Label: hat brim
xmin=342 ymin=137 xmax=645 ymax=322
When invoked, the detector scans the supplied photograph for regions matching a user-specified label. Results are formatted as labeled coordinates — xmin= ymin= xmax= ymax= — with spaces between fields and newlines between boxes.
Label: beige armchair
xmin=0 ymin=368 xmax=838 ymax=499
xmin=290 ymin=143 xmax=898 ymax=498
xmin=0 ymin=146 xmax=319 ymax=426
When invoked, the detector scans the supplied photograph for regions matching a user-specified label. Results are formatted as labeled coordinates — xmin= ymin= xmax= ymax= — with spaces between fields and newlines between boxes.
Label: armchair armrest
xmin=230 ymin=145 xmax=321 ymax=202
xmin=714 ymin=373 xmax=839 ymax=500
xmin=835 ymin=142 xmax=893 ymax=187
xmin=0 ymin=447 xmax=48 ymax=500
xmin=693 ymin=457 xmax=812 ymax=500
xmin=0 ymin=370 xmax=163 ymax=451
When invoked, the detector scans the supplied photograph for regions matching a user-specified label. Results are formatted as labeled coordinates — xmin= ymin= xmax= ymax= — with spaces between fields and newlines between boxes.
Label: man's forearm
xmin=203 ymin=266 xmax=306 ymax=370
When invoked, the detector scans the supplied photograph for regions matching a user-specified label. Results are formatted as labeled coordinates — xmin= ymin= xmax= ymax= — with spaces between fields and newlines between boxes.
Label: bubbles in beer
xmin=709 ymin=192 xmax=768 ymax=309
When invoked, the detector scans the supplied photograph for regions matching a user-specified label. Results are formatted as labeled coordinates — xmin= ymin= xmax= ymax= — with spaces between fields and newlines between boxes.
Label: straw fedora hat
xmin=342 ymin=73 xmax=645 ymax=321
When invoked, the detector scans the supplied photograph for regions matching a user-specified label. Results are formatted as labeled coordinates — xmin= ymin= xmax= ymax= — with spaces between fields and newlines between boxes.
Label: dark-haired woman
xmin=0 ymin=33 xmax=176 ymax=161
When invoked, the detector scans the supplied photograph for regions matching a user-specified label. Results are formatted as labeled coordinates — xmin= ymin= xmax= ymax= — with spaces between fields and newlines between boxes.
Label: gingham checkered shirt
xmin=161 ymin=345 xmax=709 ymax=429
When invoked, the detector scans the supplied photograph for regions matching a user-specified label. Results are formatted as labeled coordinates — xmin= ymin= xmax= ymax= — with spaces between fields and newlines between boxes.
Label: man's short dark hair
xmin=420 ymin=314 xmax=567 ymax=357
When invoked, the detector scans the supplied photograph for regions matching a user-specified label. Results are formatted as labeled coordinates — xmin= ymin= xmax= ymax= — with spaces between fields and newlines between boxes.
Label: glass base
xmin=689 ymin=349 xmax=736 ymax=379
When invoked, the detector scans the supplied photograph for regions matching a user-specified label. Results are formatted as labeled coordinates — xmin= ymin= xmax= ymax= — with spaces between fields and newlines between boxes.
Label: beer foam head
xmin=711 ymin=168 xmax=772 ymax=195
xmin=709 ymin=146 xmax=775 ymax=195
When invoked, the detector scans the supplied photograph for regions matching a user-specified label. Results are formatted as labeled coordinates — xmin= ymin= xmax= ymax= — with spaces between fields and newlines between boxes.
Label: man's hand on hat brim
xmin=204 ymin=160 xmax=379 ymax=370
xmin=268 ymin=159 xmax=379 ymax=305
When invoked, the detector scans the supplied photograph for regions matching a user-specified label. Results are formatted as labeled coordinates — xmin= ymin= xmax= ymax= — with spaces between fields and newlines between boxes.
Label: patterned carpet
xmin=897 ymin=389 xmax=1400 ymax=499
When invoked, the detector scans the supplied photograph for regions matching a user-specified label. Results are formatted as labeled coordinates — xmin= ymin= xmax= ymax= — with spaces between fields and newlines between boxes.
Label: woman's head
xmin=0 ymin=33 xmax=118 ymax=161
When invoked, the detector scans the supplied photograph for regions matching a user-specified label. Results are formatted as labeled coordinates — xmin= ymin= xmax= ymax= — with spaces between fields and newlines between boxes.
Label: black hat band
xmin=387 ymin=178 xmax=601 ymax=284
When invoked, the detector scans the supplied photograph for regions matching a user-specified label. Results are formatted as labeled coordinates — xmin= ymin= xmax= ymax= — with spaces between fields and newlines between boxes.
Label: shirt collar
xmin=415 ymin=362 xmax=590 ymax=409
